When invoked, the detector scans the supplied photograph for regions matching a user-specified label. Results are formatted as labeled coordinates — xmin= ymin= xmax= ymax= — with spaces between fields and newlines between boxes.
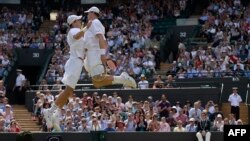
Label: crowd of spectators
xmin=0 ymin=5 xmax=47 ymax=78
xmin=30 ymin=90 xmax=244 ymax=133
xmin=0 ymin=80 xmax=20 ymax=132
xmin=169 ymin=0 xmax=250 ymax=79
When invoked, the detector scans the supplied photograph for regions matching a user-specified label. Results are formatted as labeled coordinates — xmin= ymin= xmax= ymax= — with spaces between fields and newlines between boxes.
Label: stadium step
xmin=12 ymin=105 xmax=41 ymax=132
xmin=221 ymin=103 xmax=249 ymax=124
xmin=156 ymin=63 xmax=172 ymax=76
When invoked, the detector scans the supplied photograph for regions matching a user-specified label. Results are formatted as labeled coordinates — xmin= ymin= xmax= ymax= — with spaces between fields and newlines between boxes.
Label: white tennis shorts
xmin=84 ymin=49 xmax=105 ymax=77
xmin=61 ymin=57 xmax=84 ymax=89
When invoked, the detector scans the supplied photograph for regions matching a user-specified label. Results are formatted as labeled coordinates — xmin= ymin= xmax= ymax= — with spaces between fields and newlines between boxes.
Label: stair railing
xmin=245 ymin=83 xmax=249 ymax=105
xmin=219 ymin=83 xmax=224 ymax=106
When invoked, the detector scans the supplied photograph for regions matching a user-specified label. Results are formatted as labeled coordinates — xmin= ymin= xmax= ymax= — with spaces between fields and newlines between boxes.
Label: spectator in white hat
xmin=138 ymin=74 xmax=149 ymax=89
xmin=185 ymin=118 xmax=197 ymax=132
xmin=212 ymin=114 xmax=224 ymax=131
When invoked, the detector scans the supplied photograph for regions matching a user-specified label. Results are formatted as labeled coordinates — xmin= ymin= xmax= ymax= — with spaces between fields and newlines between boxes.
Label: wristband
xmin=100 ymin=49 xmax=106 ymax=55
xmin=81 ymin=27 xmax=87 ymax=32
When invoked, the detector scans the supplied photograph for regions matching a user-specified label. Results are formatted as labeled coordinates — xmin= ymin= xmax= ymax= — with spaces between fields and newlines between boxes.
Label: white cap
xmin=189 ymin=118 xmax=195 ymax=121
xmin=217 ymin=114 xmax=222 ymax=118
xmin=67 ymin=15 xmax=82 ymax=25
xmin=84 ymin=6 xmax=100 ymax=14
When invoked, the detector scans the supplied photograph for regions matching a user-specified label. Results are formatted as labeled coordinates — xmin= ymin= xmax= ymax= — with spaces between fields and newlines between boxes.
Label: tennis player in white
xmin=43 ymin=7 xmax=136 ymax=131
xmin=83 ymin=6 xmax=136 ymax=89
xmin=43 ymin=14 xmax=90 ymax=131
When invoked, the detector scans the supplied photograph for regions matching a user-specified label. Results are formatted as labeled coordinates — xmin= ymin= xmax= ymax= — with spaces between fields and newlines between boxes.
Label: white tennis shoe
xmin=121 ymin=72 xmax=137 ymax=88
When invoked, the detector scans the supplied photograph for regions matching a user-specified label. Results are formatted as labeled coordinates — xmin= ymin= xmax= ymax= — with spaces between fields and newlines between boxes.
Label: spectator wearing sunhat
xmin=116 ymin=120 xmax=126 ymax=132
xmin=212 ymin=114 xmax=224 ymax=131
xmin=137 ymin=74 xmax=149 ymax=89
xmin=228 ymin=87 xmax=242 ymax=120
xmin=185 ymin=118 xmax=197 ymax=132
xmin=2 ymin=104 xmax=14 ymax=127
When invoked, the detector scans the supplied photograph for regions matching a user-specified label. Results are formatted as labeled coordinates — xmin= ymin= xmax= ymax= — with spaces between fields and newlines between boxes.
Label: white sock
xmin=112 ymin=76 xmax=124 ymax=84
xmin=49 ymin=103 xmax=58 ymax=113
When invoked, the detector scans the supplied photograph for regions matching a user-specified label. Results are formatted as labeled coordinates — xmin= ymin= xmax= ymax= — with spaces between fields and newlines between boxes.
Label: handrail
xmin=28 ymin=81 xmax=221 ymax=91
xmin=245 ymin=83 xmax=249 ymax=105
xmin=219 ymin=83 xmax=224 ymax=105
xmin=30 ymin=81 xmax=220 ymax=87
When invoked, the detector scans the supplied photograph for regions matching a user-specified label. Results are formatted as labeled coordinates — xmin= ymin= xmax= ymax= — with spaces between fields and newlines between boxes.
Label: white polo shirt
xmin=138 ymin=80 xmax=149 ymax=89
xmin=83 ymin=19 xmax=105 ymax=50
xmin=228 ymin=93 xmax=242 ymax=107
xmin=67 ymin=28 xmax=85 ymax=59
xmin=15 ymin=74 xmax=25 ymax=87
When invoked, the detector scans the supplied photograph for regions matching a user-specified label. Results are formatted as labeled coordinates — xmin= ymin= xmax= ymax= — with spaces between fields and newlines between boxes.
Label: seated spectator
xmin=212 ymin=114 xmax=224 ymax=131
xmin=0 ymin=117 xmax=6 ymax=132
xmin=147 ymin=113 xmax=160 ymax=132
xmin=209 ymin=104 xmax=223 ymax=122
xmin=0 ymin=80 xmax=6 ymax=97
xmin=137 ymin=74 xmax=149 ymax=89
xmin=176 ymin=109 xmax=188 ymax=126
xmin=173 ymin=120 xmax=186 ymax=132
xmin=228 ymin=113 xmax=237 ymax=125
xmin=44 ymin=89 xmax=54 ymax=104
xmin=124 ymin=113 xmax=136 ymax=131
xmin=158 ymin=117 xmax=171 ymax=132
xmin=7 ymin=120 xmax=20 ymax=132
xmin=116 ymin=121 xmax=126 ymax=132
xmin=189 ymin=101 xmax=202 ymax=121
xmin=185 ymin=118 xmax=197 ymax=132
xmin=152 ymin=75 xmax=164 ymax=88
xmin=104 ymin=121 xmax=115 ymax=132
xmin=51 ymin=79 xmax=62 ymax=90
xmin=78 ymin=118 xmax=90 ymax=132
xmin=176 ymin=67 xmax=186 ymax=79
xmin=38 ymin=79 xmax=48 ymax=91
xmin=166 ymin=62 xmax=179 ymax=77
xmin=90 ymin=118 xmax=101 ymax=131
xmin=64 ymin=119 xmax=76 ymax=132
xmin=166 ymin=111 xmax=177 ymax=127
xmin=135 ymin=114 xmax=147 ymax=131
xmin=2 ymin=104 xmax=14 ymax=127
xmin=165 ymin=75 xmax=177 ymax=88
xmin=219 ymin=118 xmax=229 ymax=132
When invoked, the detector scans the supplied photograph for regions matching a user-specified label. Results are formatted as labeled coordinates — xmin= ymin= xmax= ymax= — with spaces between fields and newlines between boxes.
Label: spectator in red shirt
xmin=7 ymin=120 xmax=20 ymax=132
